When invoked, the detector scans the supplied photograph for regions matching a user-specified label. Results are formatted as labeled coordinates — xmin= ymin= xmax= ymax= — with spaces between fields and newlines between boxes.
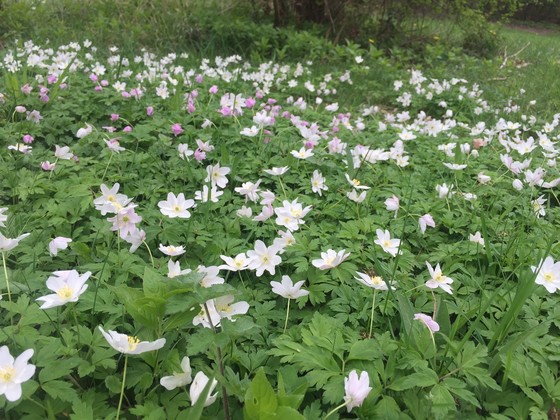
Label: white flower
xmin=190 ymin=371 xmax=218 ymax=407
xmin=0 ymin=346 xmax=35 ymax=402
xmin=310 ymin=170 xmax=328 ymax=196
xmin=93 ymin=183 xmax=131 ymax=215
xmin=512 ymin=179 xmax=523 ymax=191
xmin=0 ymin=232 xmax=30 ymax=252
xmin=264 ymin=166 xmax=289 ymax=176
xmin=98 ymin=327 xmax=166 ymax=354
xmin=354 ymin=272 xmax=392 ymax=291
xmin=159 ymin=244 xmax=186 ymax=256
xmin=344 ymin=370 xmax=372 ymax=412
xmin=214 ymin=295 xmax=250 ymax=321
xmin=469 ymin=231 xmax=485 ymax=247
xmin=532 ymin=195 xmax=546 ymax=217
xmin=197 ymin=265 xmax=224 ymax=288
xmin=425 ymin=262 xmax=453 ymax=294
xmin=374 ymin=229 xmax=401 ymax=257
xmin=48 ymin=237 xmax=72 ymax=256
xmin=435 ymin=183 xmax=454 ymax=199
xmin=270 ymin=275 xmax=309 ymax=299
xmin=443 ymin=163 xmax=467 ymax=170
xmin=236 ymin=206 xmax=253 ymax=218
xmin=347 ymin=190 xmax=367 ymax=203
xmin=36 ymin=270 xmax=91 ymax=309
xmin=167 ymin=260 xmax=191 ymax=278
xmin=54 ymin=145 xmax=74 ymax=160
xmin=178 ymin=143 xmax=194 ymax=160
xmin=240 ymin=126 xmax=259 ymax=137
xmin=160 ymin=357 xmax=192 ymax=391
xmin=193 ymin=300 xmax=222 ymax=328
xmin=235 ymin=180 xmax=262 ymax=202
xmin=312 ymin=249 xmax=350 ymax=270
xmin=205 ymin=163 xmax=231 ymax=189
xmin=384 ymin=195 xmax=399 ymax=217
xmin=531 ymin=256 xmax=560 ymax=293
xmin=158 ymin=192 xmax=196 ymax=218
xmin=194 ymin=185 xmax=223 ymax=203
xmin=219 ymin=253 xmax=251 ymax=271
xmin=290 ymin=147 xmax=314 ymax=160
xmin=345 ymin=174 xmax=370 ymax=190
xmin=246 ymin=240 xmax=282 ymax=277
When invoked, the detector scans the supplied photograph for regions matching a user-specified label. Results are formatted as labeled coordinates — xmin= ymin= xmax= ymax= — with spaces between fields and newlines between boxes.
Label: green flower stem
xmin=143 ymin=241 xmax=155 ymax=268
xmin=368 ymin=289 xmax=377 ymax=339
xmin=48 ymin=158 xmax=59 ymax=180
xmin=283 ymin=298 xmax=291 ymax=334
xmin=116 ymin=355 xmax=128 ymax=420
xmin=101 ymin=151 xmax=114 ymax=182
xmin=325 ymin=400 xmax=349 ymax=419
xmin=2 ymin=251 xmax=11 ymax=303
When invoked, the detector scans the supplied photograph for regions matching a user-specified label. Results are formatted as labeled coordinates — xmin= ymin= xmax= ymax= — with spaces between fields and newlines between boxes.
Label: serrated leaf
xmin=389 ymin=369 xmax=439 ymax=391
xmin=42 ymin=380 xmax=78 ymax=402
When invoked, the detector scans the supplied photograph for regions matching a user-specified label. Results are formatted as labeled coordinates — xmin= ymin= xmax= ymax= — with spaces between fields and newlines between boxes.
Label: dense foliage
xmin=0 ymin=39 xmax=559 ymax=419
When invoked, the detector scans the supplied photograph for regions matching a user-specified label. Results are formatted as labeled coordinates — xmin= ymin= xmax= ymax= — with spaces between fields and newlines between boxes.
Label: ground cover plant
xmin=0 ymin=38 xmax=559 ymax=420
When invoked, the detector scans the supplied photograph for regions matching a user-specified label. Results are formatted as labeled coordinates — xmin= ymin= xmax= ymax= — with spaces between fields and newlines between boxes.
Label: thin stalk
xmin=325 ymin=400 xmax=350 ymax=419
xmin=368 ymin=289 xmax=377 ymax=339
xmin=283 ymin=298 xmax=291 ymax=334
xmin=2 ymin=251 xmax=11 ymax=303
xmin=142 ymin=241 xmax=155 ymax=268
xmin=101 ymin=152 xmax=114 ymax=182
xmin=203 ymin=303 xmax=231 ymax=420
xmin=116 ymin=355 xmax=128 ymax=420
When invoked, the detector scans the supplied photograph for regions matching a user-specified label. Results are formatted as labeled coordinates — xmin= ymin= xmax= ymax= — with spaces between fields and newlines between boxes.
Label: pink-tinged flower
xmin=312 ymin=249 xmax=350 ymax=270
xmin=123 ymin=126 xmax=132 ymax=133
xmin=531 ymin=256 xmax=560 ymax=293
xmin=189 ymin=371 xmax=218 ymax=407
xmin=104 ymin=138 xmax=125 ymax=153
xmin=344 ymin=370 xmax=372 ymax=412
xmin=36 ymin=270 xmax=90 ymax=309
xmin=384 ymin=195 xmax=399 ymax=217
xmin=146 ymin=106 xmax=154 ymax=116
xmin=209 ymin=85 xmax=218 ymax=94
xmin=98 ymin=327 xmax=165 ymax=355
xmin=425 ymin=262 xmax=453 ymax=294
xmin=15 ymin=106 xmax=27 ymax=113
xmin=171 ymin=123 xmax=183 ymax=136
xmin=41 ymin=161 xmax=56 ymax=171
xmin=194 ymin=149 xmax=206 ymax=161
xmin=107 ymin=206 xmax=142 ymax=238
xmin=158 ymin=192 xmax=195 ymax=219
xmin=532 ymin=195 xmax=546 ymax=217
xmin=374 ymin=229 xmax=401 ymax=257
xmin=270 ymin=275 xmax=309 ymax=299
xmin=246 ymin=240 xmax=282 ymax=277
xmin=159 ymin=244 xmax=186 ymax=257
xmin=235 ymin=180 xmax=262 ymax=202
xmin=414 ymin=313 xmax=440 ymax=333
xmin=0 ymin=346 xmax=35 ymax=402
xmin=123 ymin=229 xmax=146 ymax=253
xmin=22 ymin=134 xmax=34 ymax=144
xmin=48 ymin=237 xmax=72 ymax=256
xmin=418 ymin=214 xmax=435 ymax=234
xmin=8 ymin=144 xmax=32 ymax=154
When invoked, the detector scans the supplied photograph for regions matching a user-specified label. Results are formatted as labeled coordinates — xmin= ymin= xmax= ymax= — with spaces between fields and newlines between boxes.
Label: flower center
xmin=352 ymin=179 xmax=360 ymax=186
xmin=370 ymin=276 xmax=383 ymax=285
xmin=173 ymin=205 xmax=181 ymax=212
xmin=543 ymin=272 xmax=555 ymax=282
xmin=434 ymin=273 xmax=445 ymax=283
xmin=0 ymin=366 xmax=14 ymax=383
xmin=127 ymin=336 xmax=140 ymax=351
xmin=383 ymin=240 xmax=392 ymax=248
xmin=57 ymin=285 xmax=73 ymax=299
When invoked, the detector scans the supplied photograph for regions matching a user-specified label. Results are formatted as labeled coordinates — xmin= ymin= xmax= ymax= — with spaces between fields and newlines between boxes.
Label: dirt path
xmin=506 ymin=23 xmax=560 ymax=36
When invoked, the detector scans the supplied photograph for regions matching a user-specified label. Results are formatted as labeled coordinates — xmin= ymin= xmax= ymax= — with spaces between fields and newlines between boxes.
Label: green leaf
xmin=373 ymin=396 xmax=401 ymax=419
xmin=142 ymin=266 xmax=167 ymax=297
xmin=273 ymin=406 xmax=306 ymax=419
xmin=389 ymin=369 xmax=439 ymax=391
xmin=244 ymin=368 xmax=278 ymax=419
xmin=347 ymin=338 xmax=383 ymax=361
xmin=70 ymin=400 xmax=94 ymax=420
xmin=42 ymin=380 xmax=78 ymax=403
xmin=429 ymin=384 xmax=456 ymax=419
